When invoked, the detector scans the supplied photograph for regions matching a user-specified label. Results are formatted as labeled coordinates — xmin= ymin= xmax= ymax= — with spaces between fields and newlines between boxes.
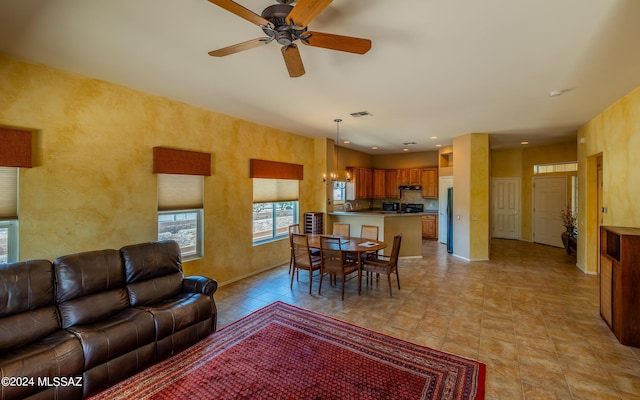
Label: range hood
xmin=399 ymin=185 xmax=422 ymax=190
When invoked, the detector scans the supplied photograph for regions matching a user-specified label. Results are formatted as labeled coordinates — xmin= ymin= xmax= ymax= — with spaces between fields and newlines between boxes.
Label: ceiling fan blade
xmin=207 ymin=0 xmax=273 ymax=27
xmin=303 ymin=31 xmax=371 ymax=54
xmin=285 ymin=0 xmax=332 ymax=28
xmin=208 ymin=38 xmax=269 ymax=57
xmin=281 ymin=44 xmax=305 ymax=78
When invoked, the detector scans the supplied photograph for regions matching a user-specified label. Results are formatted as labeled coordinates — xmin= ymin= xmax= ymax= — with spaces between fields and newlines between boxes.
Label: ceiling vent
xmin=350 ymin=111 xmax=373 ymax=118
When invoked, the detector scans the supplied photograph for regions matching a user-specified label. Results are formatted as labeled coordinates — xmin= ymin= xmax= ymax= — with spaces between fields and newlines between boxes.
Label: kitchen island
xmin=327 ymin=210 xmax=428 ymax=258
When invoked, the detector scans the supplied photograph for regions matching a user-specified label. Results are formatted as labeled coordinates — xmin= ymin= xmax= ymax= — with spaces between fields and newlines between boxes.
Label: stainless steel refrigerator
xmin=446 ymin=187 xmax=453 ymax=254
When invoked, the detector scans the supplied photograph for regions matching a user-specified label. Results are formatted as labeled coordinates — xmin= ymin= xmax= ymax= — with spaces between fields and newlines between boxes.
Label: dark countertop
xmin=329 ymin=208 xmax=438 ymax=216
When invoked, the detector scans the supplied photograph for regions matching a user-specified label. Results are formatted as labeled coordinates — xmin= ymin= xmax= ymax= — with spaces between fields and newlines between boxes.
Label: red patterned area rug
xmin=91 ymin=301 xmax=485 ymax=400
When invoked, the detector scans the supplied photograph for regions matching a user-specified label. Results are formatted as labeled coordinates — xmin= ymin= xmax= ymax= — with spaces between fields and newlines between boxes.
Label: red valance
xmin=153 ymin=147 xmax=211 ymax=176
xmin=250 ymin=159 xmax=303 ymax=180
xmin=0 ymin=127 xmax=32 ymax=168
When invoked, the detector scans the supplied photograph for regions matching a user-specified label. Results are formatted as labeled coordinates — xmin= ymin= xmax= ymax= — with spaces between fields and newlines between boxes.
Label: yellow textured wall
xmin=491 ymin=148 xmax=523 ymax=178
xmin=578 ymin=85 xmax=640 ymax=273
xmin=0 ymin=55 xmax=324 ymax=285
xmin=453 ymin=133 xmax=490 ymax=260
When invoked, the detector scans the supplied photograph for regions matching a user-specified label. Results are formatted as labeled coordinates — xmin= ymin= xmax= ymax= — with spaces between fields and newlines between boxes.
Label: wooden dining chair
xmin=361 ymin=234 xmax=402 ymax=298
xmin=360 ymin=224 xmax=379 ymax=261
xmin=290 ymin=233 xmax=322 ymax=294
xmin=319 ymin=236 xmax=359 ymax=301
xmin=288 ymin=224 xmax=300 ymax=275
xmin=332 ymin=223 xmax=350 ymax=238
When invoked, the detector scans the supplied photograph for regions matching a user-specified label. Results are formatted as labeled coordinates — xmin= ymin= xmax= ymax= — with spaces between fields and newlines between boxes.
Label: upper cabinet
xmin=398 ymin=168 xmax=422 ymax=185
xmin=347 ymin=166 xmax=438 ymax=200
xmin=421 ymin=167 xmax=438 ymax=198
xmin=385 ymin=169 xmax=399 ymax=198
xmin=373 ymin=169 xmax=386 ymax=199
xmin=346 ymin=167 xmax=373 ymax=200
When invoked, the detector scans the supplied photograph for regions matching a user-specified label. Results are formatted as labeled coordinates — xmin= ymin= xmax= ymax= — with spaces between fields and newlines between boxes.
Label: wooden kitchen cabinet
xmin=600 ymin=226 xmax=640 ymax=347
xmin=422 ymin=214 xmax=437 ymax=240
xmin=373 ymin=169 xmax=386 ymax=198
xmin=346 ymin=167 xmax=373 ymax=200
xmin=385 ymin=169 xmax=399 ymax=198
xmin=421 ymin=167 xmax=438 ymax=198
xmin=398 ymin=168 xmax=422 ymax=185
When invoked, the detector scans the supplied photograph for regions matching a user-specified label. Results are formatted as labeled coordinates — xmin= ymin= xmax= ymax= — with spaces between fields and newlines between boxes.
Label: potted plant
xmin=561 ymin=207 xmax=577 ymax=232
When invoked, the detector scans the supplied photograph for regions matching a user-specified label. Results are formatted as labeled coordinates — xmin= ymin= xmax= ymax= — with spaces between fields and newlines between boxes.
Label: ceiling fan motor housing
xmin=261 ymin=4 xmax=306 ymax=46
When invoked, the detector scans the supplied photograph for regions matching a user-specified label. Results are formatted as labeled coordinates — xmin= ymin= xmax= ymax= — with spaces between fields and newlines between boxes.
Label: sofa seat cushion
xmin=138 ymin=293 xmax=214 ymax=339
xmin=67 ymin=307 xmax=155 ymax=370
xmin=0 ymin=330 xmax=84 ymax=400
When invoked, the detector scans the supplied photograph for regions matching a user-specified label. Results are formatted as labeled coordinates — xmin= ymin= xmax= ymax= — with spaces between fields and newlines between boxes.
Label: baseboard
xmin=218 ymin=261 xmax=287 ymax=287
xmin=452 ymin=253 xmax=489 ymax=262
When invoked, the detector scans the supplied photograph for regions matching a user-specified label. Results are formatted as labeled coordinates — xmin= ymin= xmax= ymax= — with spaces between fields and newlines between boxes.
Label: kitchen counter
xmin=329 ymin=209 xmax=438 ymax=216
xmin=327 ymin=210 xmax=425 ymax=258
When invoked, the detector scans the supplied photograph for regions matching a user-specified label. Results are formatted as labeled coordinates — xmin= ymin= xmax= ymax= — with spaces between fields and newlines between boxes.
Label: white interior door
xmin=533 ymin=176 xmax=567 ymax=247
xmin=438 ymin=176 xmax=453 ymax=243
xmin=492 ymin=178 xmax=520 ymax=239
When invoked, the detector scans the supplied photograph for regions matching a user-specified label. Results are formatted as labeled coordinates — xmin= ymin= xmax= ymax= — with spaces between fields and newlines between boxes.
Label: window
xmin=0 ymin=167 xmax=18 ymax=263
xmin=157 ymin=173 xmax=204 ymax=259
xmin=158 ymin=210 xmax=202 ymax=258
xmin=253 ymin=201 xmax=299 ymax=243
xmin=333 ymin=181 xmax=346 ymax=204
xmin=252 ymin=178 xmax=299 ymax=244
xmin=533 ymin=162 xmax=578 ymax=174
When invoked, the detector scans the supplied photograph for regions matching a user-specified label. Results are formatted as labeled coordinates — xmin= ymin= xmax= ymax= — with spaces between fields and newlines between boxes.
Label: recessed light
xmin=436 ymin=144 xmax=442 ymax=147
xmin=521 ymin=141 xmax=529 ymax=145
xmin=403 ymin=148 xmax=409 ymax=152
xmin=430 ymin=136 xmax=438 ymax=140
xmin=343 ymin=140 xmax=350 ymax=144
xmin=371 ymin=146 xmax=378 ymax=150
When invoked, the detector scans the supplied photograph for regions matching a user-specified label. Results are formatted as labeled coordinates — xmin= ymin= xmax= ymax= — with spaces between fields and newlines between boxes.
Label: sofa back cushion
xmin=120 ymin=240 xmax=184 ymax=306
xmin=54 ymin=249 xmax=129 ymax=329
xmin=0 ymin=260 xmax=60 ymax=351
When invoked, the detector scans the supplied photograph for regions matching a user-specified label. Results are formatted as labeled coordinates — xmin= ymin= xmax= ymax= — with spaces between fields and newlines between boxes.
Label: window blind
xmin=0 ymin=167 xmax=17 ymax=218
xmin=253 ymin=178 xmax=299 ymax=203
xmin=157 ymin=174 xmax=203 ymax=211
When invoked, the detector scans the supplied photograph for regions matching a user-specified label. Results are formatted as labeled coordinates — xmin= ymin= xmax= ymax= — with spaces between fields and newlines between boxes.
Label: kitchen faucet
xmin=345 ymin=202 xmax=353 ymax=211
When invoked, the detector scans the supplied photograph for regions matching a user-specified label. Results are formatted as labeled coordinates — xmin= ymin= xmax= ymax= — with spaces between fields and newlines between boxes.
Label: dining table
xmin=305 ymin=234 xmax=388 ymax=295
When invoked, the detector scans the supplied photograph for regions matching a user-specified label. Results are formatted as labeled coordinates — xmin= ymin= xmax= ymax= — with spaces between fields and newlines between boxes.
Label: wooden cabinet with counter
xmin=422 ymin=214 xmax=437 ymax=240
xmin=600 ymin=226 xmax=640 ymax=347
xmin=347 ymin=166 xmax=437 ymax=200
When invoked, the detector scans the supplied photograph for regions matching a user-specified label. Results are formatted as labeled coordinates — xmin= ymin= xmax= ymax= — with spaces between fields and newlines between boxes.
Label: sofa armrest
xmin=182 ymin=276 xmax=218 ymax=297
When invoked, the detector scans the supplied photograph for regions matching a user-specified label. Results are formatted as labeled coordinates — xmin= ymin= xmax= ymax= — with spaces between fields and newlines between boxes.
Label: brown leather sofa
xmin=0 ymin=240 xmax=217 ymax=400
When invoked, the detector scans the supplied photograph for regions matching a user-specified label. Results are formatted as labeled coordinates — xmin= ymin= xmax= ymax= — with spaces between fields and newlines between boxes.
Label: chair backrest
xmin=333 ymin=223 xmax=350 ymax=237
xmin=388 ymin=234 xmax=402 ymax=267
xmin=289 ymin=224 xmax=300 ymax=249
xmin=288 ymin=224 xmax=300 ymax=235
xmin=360 ymin=225 xmax=379 ymax=241
xmin=291 ymin=233 xmax=313 ymax=268
xmin=320 ymin=236 xmax=343 ymax=273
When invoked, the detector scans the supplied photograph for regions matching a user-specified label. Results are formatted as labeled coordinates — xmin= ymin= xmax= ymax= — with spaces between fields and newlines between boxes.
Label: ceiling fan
xmin=207 ymin=0 xmax=372 ymax=78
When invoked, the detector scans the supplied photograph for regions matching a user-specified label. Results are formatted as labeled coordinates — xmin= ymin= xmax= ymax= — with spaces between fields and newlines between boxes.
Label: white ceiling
xmin=1 ymin=0 xmax=639 ymax=154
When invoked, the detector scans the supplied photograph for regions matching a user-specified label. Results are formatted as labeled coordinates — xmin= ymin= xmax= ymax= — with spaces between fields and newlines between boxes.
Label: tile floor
xmin=214 ymin=239 xmax=640 ymax=399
